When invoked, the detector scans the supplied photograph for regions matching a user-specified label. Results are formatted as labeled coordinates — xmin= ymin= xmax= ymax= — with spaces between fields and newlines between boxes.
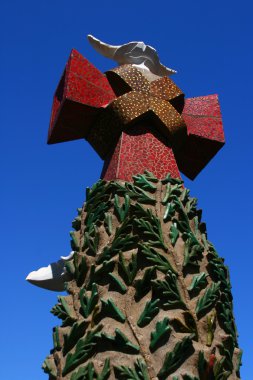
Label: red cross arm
xmin=176 ymin=95 xmax=225 ymax=179
xmin=47 ymin=49 xmax=116 ymax=144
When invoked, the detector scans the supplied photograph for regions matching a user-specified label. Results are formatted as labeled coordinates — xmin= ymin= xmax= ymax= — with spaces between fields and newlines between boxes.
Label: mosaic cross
xmin=48 ymin=49 xmax=224 ymax=181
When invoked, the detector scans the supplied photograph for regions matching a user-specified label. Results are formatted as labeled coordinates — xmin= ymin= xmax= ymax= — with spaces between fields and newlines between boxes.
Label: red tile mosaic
xmin=48 ymin=50 xmax=116 ymax=144
xmin=101 ymin=123 xmax=180 ymax=181
xmin=48 ymin=52 xmax=225 ymax=182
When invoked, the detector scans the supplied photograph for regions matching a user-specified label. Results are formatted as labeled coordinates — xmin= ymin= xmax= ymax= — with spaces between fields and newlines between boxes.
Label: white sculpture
xmin=87 ymin=34 xmax=177 ymax=77
xmin=26 ymin=251 xmax=74 ymax=291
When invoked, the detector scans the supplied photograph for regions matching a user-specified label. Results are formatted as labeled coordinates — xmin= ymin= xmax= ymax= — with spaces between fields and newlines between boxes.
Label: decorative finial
xmin=87 ymin=34 xmax=177 ymax=77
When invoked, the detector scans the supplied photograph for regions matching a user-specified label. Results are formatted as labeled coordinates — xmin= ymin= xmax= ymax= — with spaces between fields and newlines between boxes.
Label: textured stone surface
xmin=43 ymin=174 xmax=241 ymax=379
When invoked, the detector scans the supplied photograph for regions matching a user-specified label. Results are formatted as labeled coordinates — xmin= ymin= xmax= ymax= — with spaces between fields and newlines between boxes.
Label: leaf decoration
xmin=119 ymin=252 xmax=138 ymax=285
xmin=88 ymin=260 xmax=115 ymax=287
xmin=70 ymin=231 xmax=80 ymax=251
xmin=114 ymin=358 xmax=150 ymax=380
xmin=135 ymin=208 xmax=166 ymax=250
xmin=63 ymin=320 xmax=88 ymax=355
xmin=100 ymin=329 xmax=140 ymax=354
xmin=72 ymin=215 xmax=81 ymax=231
xmin=97 ymin=219 xmax=137 ymax=264
xmin=185 ymin=197 xmax=198 ymax=218
xmin=170 ymin=311 xmax=198 ymax=341
xmin=133 ymin=173 xmax=157 ymax=191
xmin=187 ymin=272 xmax=208 ymax=296
xmin=197 ymin=351 xmax=207 ymax=379
xmin=53 ymin=326 xmax=61 ymax=350
xmin=220 ymin=295 xmax=235 ymax=329
xmin=180 ymin=188 xmax=190 ymax=204
xmin=83 ymin=224 xmax=99 ymax=256
xmin=207 ymin=256 xmax=231 ymax=294
xmin=85 ymin=202 xmax=110 ymax=229
xmin=206 ymin=311 xmax=216 ymax=346
xmin=137 ymin=299 xmax=160 ymax=327
xmin=143 ymin=170 xmax=159 ymax=182
xmin=80 ymin=283 xmax=99 ymax=318
xmin=196 ymin=282 xmax=220 ymax=318
xmin=101 ymin=298 xmax=126 ymax=323
xmin=65 ymin=253 xmax=88 ymax=287
xmin=169 ymin=223 xmax=179 ymax=246
xmin=163 ymin=202 xmax=176 ymax=222
xmin=152 ymin=270 xmax=185 ymax=310
xmin=162 ymin=173 xmax=183 ymax=186
xmin=42 ymin=356 xmax=57 ymax=378
xmin=70 ymin=359 xmax=111 ymax=380
xmin=104 ymin=212 xmax=113 ymax=236
xmin=108 ymin=273 xmax=127 ymax=294
xmin=125 ymin=182 xmax=156 ymax=204
xmin=183 ymin=233 xmax=203 ymax=268
xmin=114 ymin=194 xmax=130 ymax=222
xmin=97 ymin=358 xmax=111 ymax=380
xmin=51 ymin=296 xmax=77 ymax=327
xmin=62 ymin=324 xmax=102 ymax=376
xmin=85 ymin=180 xmax=109 ymax=211
xmin=140 ymin=244 xmax=177 ymax=274
xmin=149 ymin=317 xmax=171 ymax=352
xmin=135 ymin=267 xmax=156 ymax=301
xmin=157 ymin=334 xmax=194 ymax=379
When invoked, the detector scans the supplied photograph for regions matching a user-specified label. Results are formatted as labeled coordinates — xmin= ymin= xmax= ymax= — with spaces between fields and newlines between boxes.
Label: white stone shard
xmin=26 ymin=251 xmax=75 ymax=291
xmin=87 ymin=34 xmax=177 ymax=77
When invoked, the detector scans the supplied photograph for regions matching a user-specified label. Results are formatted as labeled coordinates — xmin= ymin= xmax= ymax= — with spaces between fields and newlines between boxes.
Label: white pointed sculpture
xmin=87 ymin=34 xmax=177 ymax=77
xmin=26 ymin=251 xmax=74 ymax=291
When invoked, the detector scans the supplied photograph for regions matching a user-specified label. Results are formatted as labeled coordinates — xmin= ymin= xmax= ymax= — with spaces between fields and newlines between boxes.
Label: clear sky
xmin=1 ymin=0 xmax=252 ymax=378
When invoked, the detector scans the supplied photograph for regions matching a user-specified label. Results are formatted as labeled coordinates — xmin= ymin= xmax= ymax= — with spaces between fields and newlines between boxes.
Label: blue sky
xmin=1 ymin=0 xmax=252 ymax=378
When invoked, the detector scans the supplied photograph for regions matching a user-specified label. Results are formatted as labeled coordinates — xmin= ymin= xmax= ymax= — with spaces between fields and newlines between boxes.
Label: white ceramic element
xmin=26 ymin=251 xmax=75 ymax=291
xmin=87 ymin=34 xmax=177 ymax=77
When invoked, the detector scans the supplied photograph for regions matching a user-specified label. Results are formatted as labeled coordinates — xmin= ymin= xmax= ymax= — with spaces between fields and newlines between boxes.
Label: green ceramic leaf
xmin=197 ymin=351 xmax=207 ymax=379
xmin=163 ymin=202 xmax=176 ymax=222
xmin=170 ymin=312 xmax=198 ymax=341
xmin=62 ymin=325 xmax=102 ymax=376
xmin=183 ymin=233 xmax=203 ymax=268
xmin=140 ymin=244 xmax=177 ymax=274
xmin=135 ymin=208 xmax=166 ymax=250
xmin=119 ymin=252 xmax=138 ymax=285
xmin=88 ymin=260 xmax=115 ymax=287
xmin=135 ymin=267 xmax=156 ymax=300
xmin=114 ymin=358 xmax=149 ymax=380
xmin=187 ymin=272 xmax=208 ymax=295
xmin=125 ymin=182 xmax=156 ymax=204
xmin=108 ymin=273 xmax=127 ymax=294
xmin=105 ymin=212 xmax=113 ymax=236
xmin=133 ymin=173 xmax=157 ymax=191
xmin=63 ymin=320 xmax=88 ymax=355
xmin=152 ymin=270 xmax=185 ymax=309
xmin=101 ymin=298 xmax=126 ymax=323
xmin=114 ymin=194 xmax=130 ymax=222
xmin=100 ymin=329 xmax=139 ymax=354
xmin=137 ymin=299 xmax=160 ymax=327
xmin=70 ymin=231 xmax=80 ymax=251
xmin=80 ymin=283 xmax=99 ymax=318
xmin=83 ymin=224 xmax=99 ymax=256
xmin=169 ymin=223 xmax=179 ymax=246
xmin=149 ymin=317 xmax=171 ymax=352
xmin=72 ymin=215 xmax=81 ymax=231
xmin=97 ymin=358 xmax=111 ymax=380
xmin=157 ymin=334 xmax=194 ymax=379
xmin=97 ymin=219 xmax=137 ymax=264
xmin=52 ymin=326 xmax=61 ymax=350
xmin=195 ymin=282 xmax=220 ymax=318
xmin=162 ymin=174 xmax=183 ymax=186
xmin=51 ymin=296 xmax=77 ymax=327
